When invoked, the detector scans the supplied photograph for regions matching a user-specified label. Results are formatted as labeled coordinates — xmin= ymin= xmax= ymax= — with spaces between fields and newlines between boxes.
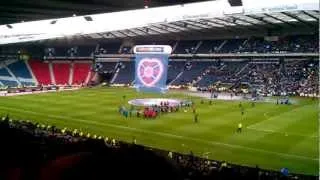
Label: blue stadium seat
xmin=7 ymin=61 xmax=35 ymax=86
xmin=0 ymin=80 xmax=18 ymax=87
xmin=8 ymin=61 xmax=32 ymax=78
xmin=114 ymin=62 xmax=134 ymax=84
xmin=0 ymin=68 xmax=10 ymax=76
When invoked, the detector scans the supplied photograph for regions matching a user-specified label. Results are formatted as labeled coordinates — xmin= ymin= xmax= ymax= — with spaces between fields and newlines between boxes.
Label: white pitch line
xmin=247 ymin=127 xmax=318 ymax=138
xmin=0 ymin=106 xmax=317 ymax=162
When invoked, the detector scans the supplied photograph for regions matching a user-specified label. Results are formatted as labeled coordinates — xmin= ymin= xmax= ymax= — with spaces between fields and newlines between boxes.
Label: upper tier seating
xmin=174 ymin=41 xmax=199 ymax=54
xmin=100 ymin=43 xmax=122 ymax=54
xmin=219 ymin=39 xmax=245 ymax=53
xmin=28 ymin=60 xmax=51 ymax=85
xmin=52 ymin=63 xmax=70 ymax=85
xmin=99 ymin=62 xmax=117 ymax=72
xmin=197 ymin=40 xmax=224 ymax=53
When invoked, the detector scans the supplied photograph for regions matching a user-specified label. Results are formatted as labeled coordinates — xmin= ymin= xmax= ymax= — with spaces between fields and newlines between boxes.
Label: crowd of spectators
xmin=0 ymin=116 xmax=317 ymax=180
xmin=41 ymin=34 xmax=318 ymax=57
xmin=239 ymin=35 xmax=318 ymax=53
xmin=196 ymin=60 xmax=318 ymax=97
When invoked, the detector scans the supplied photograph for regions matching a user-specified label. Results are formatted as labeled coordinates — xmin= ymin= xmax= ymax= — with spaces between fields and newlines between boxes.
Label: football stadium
xmin=0 ymin=0 xmax=319 ymax=179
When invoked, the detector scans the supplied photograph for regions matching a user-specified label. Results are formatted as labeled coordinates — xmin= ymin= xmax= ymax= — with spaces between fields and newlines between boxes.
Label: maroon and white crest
xmin=137 ymin=58 xmax=164 ymax=87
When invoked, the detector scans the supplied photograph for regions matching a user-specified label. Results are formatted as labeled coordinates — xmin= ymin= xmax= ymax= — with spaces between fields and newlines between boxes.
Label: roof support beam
xmin=214 ymin=17 xmax=259 ymax=31
xmin=203 ymin=19 xmax=240 ymax=33
xmin=281 ymin=12 xmax=314 ymax=27
xmin=116 ymin=31 xmax=132 ymax=38
xmin=263 ymin=13 xmax=297 ymax=27
xmin=164 ymin=23 xmax=187 ymax=31
xmin=107 ymin=32 xmax=118 ymax=38
xmin=157 ymin=24 xmax=181 ymax=32
xmin=246 ymin=15 xmax=280 ymax=28
xmin=132 ymin=28 xmax=150 ymax=35
xmin=138 ymin=27 xmax=162 ymax=34
xmin=171 ymin=21 xmax=208 ymax=34
xmin=150 ymin=25 xmax=176 ymax=33
xmin=185 ymin=20 xmax=219 ymax=30
xmin=124 ymin=29 xmax=141 ymax=37
xmin=301 ymin=11 xmax=319 ymax=21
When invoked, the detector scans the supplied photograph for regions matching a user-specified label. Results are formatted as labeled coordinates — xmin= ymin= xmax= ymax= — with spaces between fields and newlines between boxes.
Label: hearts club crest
xmin=137 ymin=58 xmax=164 ymax=87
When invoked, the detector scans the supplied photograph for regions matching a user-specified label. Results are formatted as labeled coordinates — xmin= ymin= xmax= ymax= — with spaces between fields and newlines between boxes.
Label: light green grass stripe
xmin=246 ymin=104 xmax=317 ymax=131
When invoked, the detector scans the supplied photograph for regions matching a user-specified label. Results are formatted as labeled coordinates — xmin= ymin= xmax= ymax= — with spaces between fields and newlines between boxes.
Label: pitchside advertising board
xmin=133 ymin=45 xmax=172 ymax=93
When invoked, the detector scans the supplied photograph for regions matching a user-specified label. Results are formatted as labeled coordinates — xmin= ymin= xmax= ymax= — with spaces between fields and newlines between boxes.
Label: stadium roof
xmin=83 ymin=11 xmax=319 ymax=39
xmin=0 ymin=0 xmax=318 ymax=45
xmin=0 ymin=0 xmax=207 ymax=25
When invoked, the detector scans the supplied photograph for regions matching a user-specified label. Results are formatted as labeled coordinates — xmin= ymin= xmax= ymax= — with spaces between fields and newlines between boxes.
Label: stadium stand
xmin=7 ymin=60 xmax=35 ymax=86
xmin=0 ymin=80 xmax=18 ymax=87
xmin=0 ymin=1 xmax=318 ymax=179
xmin=219 ymin=39 xmax=246 ymax=53
xmin=0 ymin=117 xmax=316 ymax=180
xmin=172 ymin=61 xmax=212 ymax=85
xmin=0 ymin=64 xmax=19 ymax=87
xmin=28 ymin=60 xmax=52 ymax=85
xmin=196 ymin=40 xmax=225 ymax=53
xmin=113 ymin=61 xmax=135 ymax=84
xmin=0 ymin=66 xmax=10 ymax=76
xmin=77 ymin=46 xmax=95 ymax=57
xmin=52 ymin=62 xmax=70 ymax=85
xmin=167 ymin=61 xmax=186 ymax=84
xmin=100 ymin=42 xmax=122 ymax=54
xmin=92 ymin=35 xmax=319 ymax=55
xmin=174 ymin=40 xmax=199 ymax=54
xmin=72 ymin=62 xmax=91 ymax=85
xmin=98 ymin=62 xmax=117 ymax=72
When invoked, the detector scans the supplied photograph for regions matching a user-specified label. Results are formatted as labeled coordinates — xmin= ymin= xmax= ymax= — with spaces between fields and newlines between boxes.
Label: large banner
xmin=133 ymin=45 xmax=172 ymax=93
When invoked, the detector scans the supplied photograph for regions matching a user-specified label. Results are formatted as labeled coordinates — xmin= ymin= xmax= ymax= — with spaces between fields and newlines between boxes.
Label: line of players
xmin=119 ymin=97 xmax=290 ymax=134
xmin=119 ymin=101 xmax=181 ymax=119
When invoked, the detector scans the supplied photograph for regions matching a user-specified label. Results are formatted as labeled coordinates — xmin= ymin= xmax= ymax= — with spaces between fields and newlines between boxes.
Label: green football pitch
xmin=0 ymin=87 xmax=318 ymax=175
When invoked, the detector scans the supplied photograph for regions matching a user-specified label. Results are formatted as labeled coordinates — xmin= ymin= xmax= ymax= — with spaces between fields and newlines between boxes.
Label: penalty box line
xmin=0 ymin=105 xmax=317 ymax=162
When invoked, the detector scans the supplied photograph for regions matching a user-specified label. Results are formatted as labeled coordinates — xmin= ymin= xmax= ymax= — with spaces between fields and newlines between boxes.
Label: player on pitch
xmin=237 ymin=123 xmax=242 ymax=133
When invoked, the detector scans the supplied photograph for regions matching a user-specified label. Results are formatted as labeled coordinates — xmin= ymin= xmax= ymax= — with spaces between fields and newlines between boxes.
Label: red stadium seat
xmin=72 ymin=63 xmax=91 ymax=85
xmin=52 ymin=63 xmax=70 ymax=85
xmin=28 ymin=60 xmax=51 ymax=85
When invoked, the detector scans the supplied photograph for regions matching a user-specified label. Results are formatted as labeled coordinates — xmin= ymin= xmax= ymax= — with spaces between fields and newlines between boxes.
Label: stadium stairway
xmin=173 ymin=61 xmax=211 ymax=85
xmin=113 ymin=62 xmax=134 ymax=84
xmin=168 ymin=71 xmax=183 ymax=85
xmin=25 ymin=60 xmax=38 ymax=85
xmin=7 ymin=60 xmax=35 ymax=86
xmin=235 ymin=63 xmax=249 ymax=76
xmin=110 ymin=64 xmax=120 ymax=84
xmin=69 ymin=62 xmax=74 ymax=85
xmin=48 ymin=62 xmax=56 ymax=84
xmin=4 ymin=65 xmax=21 ymax=86
xmin=167 ymin=61 xmax=185 ymax=85
xmin=85 ymin=70 xmax=93 ymax=84
xmin=0 ymin=63 xmax=18 ymax=87
xmin=216 ymin=40 xmax=227 ymax=52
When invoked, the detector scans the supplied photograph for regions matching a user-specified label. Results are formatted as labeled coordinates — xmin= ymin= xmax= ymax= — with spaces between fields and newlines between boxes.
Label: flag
xmin=134 ymin=53 xmax=169 ymax=93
